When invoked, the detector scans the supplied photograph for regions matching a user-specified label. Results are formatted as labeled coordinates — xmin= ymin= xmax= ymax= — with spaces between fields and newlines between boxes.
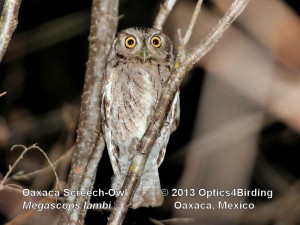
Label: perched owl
xmin=101 ymin=27 xmax=180 ymax=209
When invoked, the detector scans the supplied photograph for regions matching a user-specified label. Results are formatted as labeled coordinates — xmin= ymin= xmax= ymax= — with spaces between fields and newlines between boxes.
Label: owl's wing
xmin=156 ymin=91 xmax=180 ymax=166
xmin=101 ymin=73 xmax=121 ymax=178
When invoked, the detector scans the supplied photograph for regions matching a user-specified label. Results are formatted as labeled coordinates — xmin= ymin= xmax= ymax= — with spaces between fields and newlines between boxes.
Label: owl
xmin=101 ymin=27 xmax=180 ymax=209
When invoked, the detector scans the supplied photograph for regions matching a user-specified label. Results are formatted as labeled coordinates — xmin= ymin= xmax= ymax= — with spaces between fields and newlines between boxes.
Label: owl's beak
xmin=141 ymin=48 xmax=148 ymax=63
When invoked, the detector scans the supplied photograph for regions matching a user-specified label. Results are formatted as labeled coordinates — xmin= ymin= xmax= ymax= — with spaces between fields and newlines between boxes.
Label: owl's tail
xmin=111 ymin=162 xmax=163 ymax=209
xmin=131 ymin=164 xmax=163 ymax=209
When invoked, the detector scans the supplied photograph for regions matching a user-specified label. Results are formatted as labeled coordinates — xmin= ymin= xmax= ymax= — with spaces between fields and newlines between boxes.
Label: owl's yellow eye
xmin=151 ymin=36 xmax=161 ymax=48
xmin=125 ymin=36 xmax=137 ymax=48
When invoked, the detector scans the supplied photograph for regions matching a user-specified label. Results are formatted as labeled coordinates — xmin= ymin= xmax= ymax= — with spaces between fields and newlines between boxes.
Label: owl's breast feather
xmin=131 ymin=68 xmax=156 ymax=139
xmin=109 ymin=63 xmax=160 ymax=144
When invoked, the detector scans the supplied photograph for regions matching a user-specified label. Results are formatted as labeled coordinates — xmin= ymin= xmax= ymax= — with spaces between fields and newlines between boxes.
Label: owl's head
xmin=110 ymin=27 xmax=174 ymax=63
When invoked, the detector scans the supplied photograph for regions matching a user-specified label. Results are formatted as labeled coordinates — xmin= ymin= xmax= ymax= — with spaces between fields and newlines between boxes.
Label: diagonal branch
xmin=153 ymin=0 xmax=177 ymax=30
xmin=182 ymin=0 xmax=203 ymax=46
xmin=107 ymin=0 xmax=249 ymax=224
xmin=186 ymin=0 xmax=249 ymax=68
xmin=0 ymin=0 xmax=22 ymax=62
xmin=58 ymin=0 xmax=119 ymax=224
xmin=0 ymin=91 xmax=7 ymax=97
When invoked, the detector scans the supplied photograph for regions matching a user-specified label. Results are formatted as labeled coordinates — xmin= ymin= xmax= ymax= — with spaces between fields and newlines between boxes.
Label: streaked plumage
xmin=101 ymin=27 xmax=180 ymax=208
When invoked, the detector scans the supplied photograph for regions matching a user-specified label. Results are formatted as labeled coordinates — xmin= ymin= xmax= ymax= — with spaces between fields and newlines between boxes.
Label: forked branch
xmin=58 ymin=0 xmax=119 ymax=224
xmin=0 ymin=0 xmax=22 ymax=62
xmin=107 ymin=0 xmax=249 ymax=224
xmin=153 ymin=0 xmax=177 ymax=30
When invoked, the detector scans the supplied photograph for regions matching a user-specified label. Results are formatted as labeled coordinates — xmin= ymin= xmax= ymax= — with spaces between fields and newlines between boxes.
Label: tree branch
xmin=107 ymin=0 xmax=249 ymax=224
xmin=0 ymin=0 xmax=21 ymax=62
xmin=153 ymin=0 xmax=177 ymax=30
xmin=58 ymin=0 xmax=119 ymax=224
xmin=186 ymin=0 xmax=249 ymax=68
xmin=0 ymin=91 xmax=7 ymax=97
xmin=182 ymin=0 xmax=202 ymax=46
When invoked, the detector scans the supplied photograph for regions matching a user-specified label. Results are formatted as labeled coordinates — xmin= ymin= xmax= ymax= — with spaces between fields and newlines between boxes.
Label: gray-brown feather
xmin=101 ymin=27 xmax=180 ymax=208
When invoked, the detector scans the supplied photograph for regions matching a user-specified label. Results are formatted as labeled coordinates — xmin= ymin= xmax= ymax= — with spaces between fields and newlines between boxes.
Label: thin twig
xmin=0 ymin=0 xmax=21 ymax=62
xmin=0 ymin=91 xmax=7 ymax=97
xmin=107 ymin=0 xmax=249 ymax=224
xmin=58 ymin=0 xmax=119 ymax=224
xmin=182 ymin=0 xmax=203 ymax=45
xmin=186 ymin=0 xmax=249 ymax=68
xmin=177 ymin=0 xmax=202 ymax=68
xmin=177 ymin=28 xmax=185 ymax=60
xmin=0 ymin=144 xmax=61 ymax=192
xmin=12 ymin=146 xmax=74 ymax=181
xmin=153 ymin=0 xmax=177 ymax=30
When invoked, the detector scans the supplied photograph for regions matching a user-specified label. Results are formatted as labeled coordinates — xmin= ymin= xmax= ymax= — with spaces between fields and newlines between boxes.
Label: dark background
xmin=0 ymin=0 xmax=299 ymax=224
